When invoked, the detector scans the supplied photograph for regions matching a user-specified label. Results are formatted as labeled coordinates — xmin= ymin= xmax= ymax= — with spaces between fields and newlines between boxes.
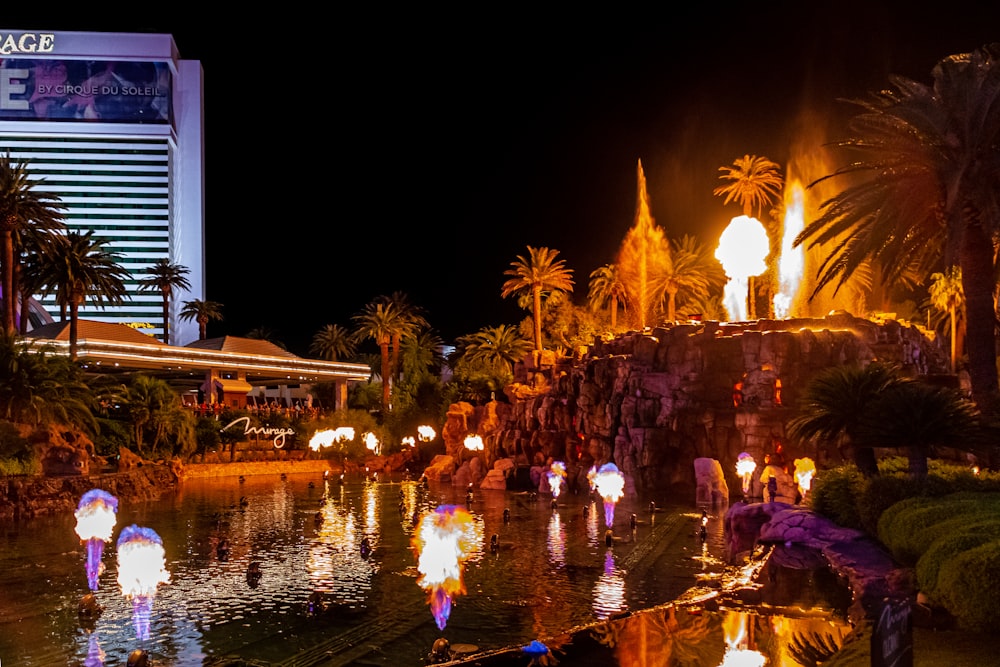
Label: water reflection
xmin=0 ymin=474 xmax=851 ymax=666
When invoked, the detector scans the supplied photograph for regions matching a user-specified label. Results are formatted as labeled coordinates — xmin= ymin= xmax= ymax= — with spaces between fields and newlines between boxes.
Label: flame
xmin=116 ymin=524 xmax=170 ymax=640
xmin=362 ymin=431 xmax=380 ymax=454
xmin=775 ymin=181 xmax=806 ymax=318
xmin=716 ymin=215 xmax=769 ymax=321
xmin=464 ymin=434 xmax=484 ymax=451
xmin=309 ymin=426 xmax=355 ymax=451
xmin=736 ymin=452 xmax=757 ymax=494
xmin=412 ymin=505 xmax=478 ymax=630
xmin=546 ymin=461 xmax=567 ymax=499
xmin=402 ymin=435 xmax=415 ymax=447
xmin=417 ymin=425 xmax=436 ymax=441
xmin=74 ymin=489 xmax=119 ymax=591
xmin=720 ymin=611 xmax=766 ymax=667
xmin=593 ymin=463 xmax=625 ymax=527
xmin=794 ymin=457 xmax=816 ymax=497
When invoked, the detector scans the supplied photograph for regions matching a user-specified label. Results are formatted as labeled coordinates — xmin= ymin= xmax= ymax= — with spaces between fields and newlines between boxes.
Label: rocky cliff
xmin=441 ymin=314 xmax=950 ymax=502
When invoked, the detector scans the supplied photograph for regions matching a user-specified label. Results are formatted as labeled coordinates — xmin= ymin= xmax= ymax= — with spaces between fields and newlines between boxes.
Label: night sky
xmin=5 ymin=5 xmax=1000 ymax=355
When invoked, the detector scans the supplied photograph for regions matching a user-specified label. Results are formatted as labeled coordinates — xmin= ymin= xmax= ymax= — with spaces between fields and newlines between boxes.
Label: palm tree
xmin=858 ymin=379 xmax=981 ymax=479
xmin=713 ymin=154 xmax=784 ymax=218
xmin=121 ymin=374 xmax=183 ymax=453
xmin=0 ymin=153 xmax=67 ymax=335
xmin=137 ymin=259 xmax=191 ymax=344
xmin=0 ymin=331 xmax=96 ymax=432
xmin=36 ymin=230 xmax=129 ymax=361
xmin=309 ymin=323 xmax=356 ymax=361
xmin=374 ymin=292 xmax=426 ymax=385
xmin=659 ymin=234 xmax=725 ymax=323
xmin=501 ymin=246 xmax=574 ymax=352
xmin=786 ymin=362 xmax=909 ymax=477
xmin=794 ymin=44 xmax=1000 ymax=417
xmin=352 ymin=300 xmax=406 ymax=413
xmin=179 ymin=299 xmax=224 ymax=340
xmin=453 ymin=324 xmax=533 ymax=376
xmin=928 ymin=266 xmax=964 ymax=372
xmin=588 ymin=264 xmax=627 ymax=332
xmin=713 ymin=154 xmax=783 ymax=319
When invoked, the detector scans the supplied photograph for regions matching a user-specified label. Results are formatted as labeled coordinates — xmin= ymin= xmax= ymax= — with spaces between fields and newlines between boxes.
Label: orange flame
xmin=412 ymin=505 xmax=478 ymax=630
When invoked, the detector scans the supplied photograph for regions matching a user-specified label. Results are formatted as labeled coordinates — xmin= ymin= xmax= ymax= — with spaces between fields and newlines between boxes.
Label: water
xmin=0 ymin=473 xmax=851 ymax=666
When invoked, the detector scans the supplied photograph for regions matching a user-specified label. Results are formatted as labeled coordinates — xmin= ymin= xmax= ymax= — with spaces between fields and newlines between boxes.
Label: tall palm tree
xmin=786 ymin=362 xmax=909 ymax=477
xmin=713 ymin=154 xmax=784 ymax=319
xmin=794 ymin=44 xmax=1000 ymax=417
xmin=17 ymin=231 xmax=65 ymax=332
xmin=352 ymin=300 xmax=406 ymax=413
xmin=374 ymin=292 xmax=426 ymax=385
xmin=858 ymin=379 xmax=981 ymax=479
xmin=36 ymin=230 xmax=129 ymax=361
xmin=501 ymin=246 xmax=574 ymax=352
xmin=928 ymin=266 xmax=964 ymax=372
xmin=588 ymin=264 xmax=627 ymax=332
xmin=0 ymin=153 xmax=67 ymax=335
xmin=309 ymin=323 xmax=356 ymax=361
xmin=137 ymin=259 xmax=191 ymax=344
xmin=179 ymin=299 xmax=224 ymax=340
xmin=713 ymin=154 xmax=784 ymax=218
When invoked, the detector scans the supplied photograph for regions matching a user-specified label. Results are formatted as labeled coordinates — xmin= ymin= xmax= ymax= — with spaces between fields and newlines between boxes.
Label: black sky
xmin=6 ymin=5 xmax=1000 ymax=356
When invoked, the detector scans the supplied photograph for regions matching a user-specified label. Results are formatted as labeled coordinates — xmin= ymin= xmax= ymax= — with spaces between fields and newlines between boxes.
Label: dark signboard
xmin=871 ymin=597 xmax=913 ymax=667
xmin=0 ymin=58 xmax=171 ymax=123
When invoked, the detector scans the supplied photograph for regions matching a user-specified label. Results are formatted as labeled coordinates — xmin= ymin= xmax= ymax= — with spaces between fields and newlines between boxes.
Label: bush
xmin=877 ymin=495 xmax=986 ymax=564
xmin=93 ymin=417 xmax=133 ymax=458
xmin=807 ymin=465 xmax=866 ymax=530
xmin=0 ymin=421 xmax=32 ymax=463
xmin=937 ymin=540 xmax=1000 ymax=631
xmin=916 ymin=524 xmax=1000 ymax=603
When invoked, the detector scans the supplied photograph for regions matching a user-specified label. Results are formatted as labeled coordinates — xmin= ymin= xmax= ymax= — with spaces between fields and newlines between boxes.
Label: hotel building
xmin=0 ymin=29 xmax=204 ymax=345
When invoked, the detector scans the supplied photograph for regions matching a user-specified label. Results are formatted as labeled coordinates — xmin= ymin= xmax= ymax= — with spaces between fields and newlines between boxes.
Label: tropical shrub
xmin=806 ymin=465 xmax=866 ymax=530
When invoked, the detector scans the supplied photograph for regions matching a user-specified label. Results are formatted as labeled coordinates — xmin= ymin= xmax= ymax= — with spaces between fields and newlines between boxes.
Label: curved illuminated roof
xmin=25 ymin=321 xmax=370 ymax=386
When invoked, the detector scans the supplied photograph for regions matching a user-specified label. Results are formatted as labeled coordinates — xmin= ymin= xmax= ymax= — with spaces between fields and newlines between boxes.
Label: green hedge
xmin=936 ymin=539 xmax=1000 ymax=631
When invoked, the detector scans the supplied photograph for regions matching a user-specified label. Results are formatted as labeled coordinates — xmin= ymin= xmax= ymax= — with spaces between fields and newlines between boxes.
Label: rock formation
xmin=445 ymin=314 xmax=949 ymax=500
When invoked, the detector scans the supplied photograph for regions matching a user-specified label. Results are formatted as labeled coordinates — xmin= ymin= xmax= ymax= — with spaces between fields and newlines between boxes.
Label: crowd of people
xmin=186 ymin=400 xmax=326 ymax=421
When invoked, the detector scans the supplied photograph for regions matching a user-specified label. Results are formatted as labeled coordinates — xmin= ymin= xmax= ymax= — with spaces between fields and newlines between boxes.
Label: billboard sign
xmin=0 ymin=58 xmax=171 ymax=123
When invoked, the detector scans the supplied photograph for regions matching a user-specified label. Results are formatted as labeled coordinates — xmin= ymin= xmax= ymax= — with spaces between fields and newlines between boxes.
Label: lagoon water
xmin=0 ymin=473 xmax=851 ymax=666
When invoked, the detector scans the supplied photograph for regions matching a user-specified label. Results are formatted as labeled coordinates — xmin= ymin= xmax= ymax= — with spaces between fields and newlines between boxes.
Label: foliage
xmin=937 ymin=540 xmax=1000 ymax=631
xmin=179 ymin=299 xmax=224 ymax=340
xmin=0 ymin=419 xmax=31 ymax=462
xmin=0 ymin=333 xmax=97 ymax=434
xmin=93 ymin=416 xmax=132 ymax=458
xmin=787 ymin=362 xmax=908 ymax=477
xmin=136 ymin=259 xmax=191 ymax=345
xmin=0 ymin=454 xmax=39 ymax=476
xmin=310 ymin=323 xmax=356 ymax=361
xmin=794 ymin=44 xmax=1000 ymax=416
xmin=806 ymin=464 xmax=866 ymax=530
xmin=0 ymin=152 xmax=67 ymax=335
xmin=195 ymin=416 xmax=221 ymax=456
xmin=501 ymin=245 xmax=575 ymax=351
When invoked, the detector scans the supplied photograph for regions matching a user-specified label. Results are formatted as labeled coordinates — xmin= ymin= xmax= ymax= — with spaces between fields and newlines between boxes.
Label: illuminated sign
xmin=222 ymin=417 xmax=296 ymax=449
xmin=0 ymin=33 xmax=55 ymax=55
xmin=0 ymin=58 xmax=171 ymax=123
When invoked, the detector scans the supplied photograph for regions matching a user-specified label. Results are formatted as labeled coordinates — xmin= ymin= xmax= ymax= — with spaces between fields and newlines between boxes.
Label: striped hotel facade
xmin=0 ymin=30 xmax=205 ymax=345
